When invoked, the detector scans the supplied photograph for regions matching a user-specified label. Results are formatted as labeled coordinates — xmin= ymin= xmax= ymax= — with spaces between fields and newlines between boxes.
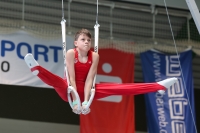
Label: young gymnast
xmin=24 ymin=29 xmax=177 ymax=114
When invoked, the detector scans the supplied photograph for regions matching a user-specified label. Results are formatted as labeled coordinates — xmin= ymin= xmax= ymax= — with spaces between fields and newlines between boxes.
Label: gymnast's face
xmin=74 ymin=34 xmax=91 ymax=52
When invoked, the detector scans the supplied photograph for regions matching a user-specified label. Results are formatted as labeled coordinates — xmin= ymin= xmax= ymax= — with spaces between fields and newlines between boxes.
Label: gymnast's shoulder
xmin=66 ymin=49 xmax=75 ymax=57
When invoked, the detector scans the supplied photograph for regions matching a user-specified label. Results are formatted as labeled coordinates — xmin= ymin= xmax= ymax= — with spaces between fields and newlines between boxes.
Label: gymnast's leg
xmin=94 ymin=78 xmax=177 ymax=99
xmin=24 ymin=53 xmax=68 ymax=102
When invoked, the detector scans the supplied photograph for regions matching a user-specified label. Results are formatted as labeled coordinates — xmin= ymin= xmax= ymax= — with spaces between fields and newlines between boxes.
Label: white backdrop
xmin=0 ymin=30 xmax=74 ymax=88
xmin=0 ymin=30 xmax=123 ymax=103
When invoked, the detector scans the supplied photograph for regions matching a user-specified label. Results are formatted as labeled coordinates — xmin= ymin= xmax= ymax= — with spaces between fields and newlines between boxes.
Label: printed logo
xmin=96 ymin=62 xmax=122 ymax=103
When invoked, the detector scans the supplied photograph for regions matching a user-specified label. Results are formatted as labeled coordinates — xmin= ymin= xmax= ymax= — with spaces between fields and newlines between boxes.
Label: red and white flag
xmin=80 ymin=48 xmax=135 ymax=133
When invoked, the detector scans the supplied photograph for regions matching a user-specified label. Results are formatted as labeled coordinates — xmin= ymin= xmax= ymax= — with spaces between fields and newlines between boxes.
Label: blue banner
xmin=140 ymin=49 xmax=196 ymax=133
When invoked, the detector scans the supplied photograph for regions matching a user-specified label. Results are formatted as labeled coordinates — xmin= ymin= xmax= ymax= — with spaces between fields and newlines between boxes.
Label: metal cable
xmin=163 ymin=0 xmax=198 ymax=132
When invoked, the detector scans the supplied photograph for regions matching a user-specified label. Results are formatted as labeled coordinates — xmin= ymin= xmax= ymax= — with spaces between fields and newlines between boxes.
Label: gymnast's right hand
xmin=72 ymin=100 xmax=81 ymax=114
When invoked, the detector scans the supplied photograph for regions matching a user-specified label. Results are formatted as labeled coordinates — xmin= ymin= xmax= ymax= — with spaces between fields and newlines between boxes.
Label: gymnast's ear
xmin=74 ymin=41 xmax=77 ymax=47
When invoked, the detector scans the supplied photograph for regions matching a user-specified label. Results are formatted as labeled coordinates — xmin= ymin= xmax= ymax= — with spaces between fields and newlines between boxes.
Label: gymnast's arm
xmin=84 ymin=52 xmax=99 ymax=102
xmin=66 ymin=49 xmax=78 ymax=100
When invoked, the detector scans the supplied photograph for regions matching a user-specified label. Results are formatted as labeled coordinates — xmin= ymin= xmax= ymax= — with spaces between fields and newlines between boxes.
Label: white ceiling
xmin=120 ymin=0 xmax=200 ymax=10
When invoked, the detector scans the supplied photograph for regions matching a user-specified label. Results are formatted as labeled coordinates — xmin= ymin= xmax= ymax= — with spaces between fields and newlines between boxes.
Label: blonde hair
xmin=74 ymin=29 xmax=91 ymax=41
